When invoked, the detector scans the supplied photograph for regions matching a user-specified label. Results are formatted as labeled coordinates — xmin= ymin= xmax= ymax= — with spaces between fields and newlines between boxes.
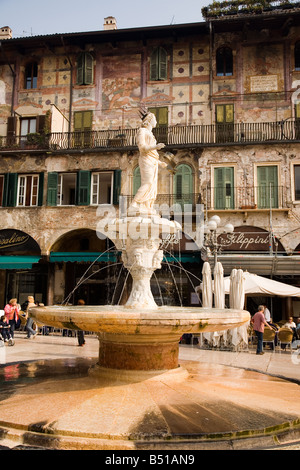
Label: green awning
xmin=0 ymin=256 xmax=41 ymax=269
xmin=50 ymin=252 xmax=118 ymax=263
xmin=163 ymin=254 xmax=201 ymax=264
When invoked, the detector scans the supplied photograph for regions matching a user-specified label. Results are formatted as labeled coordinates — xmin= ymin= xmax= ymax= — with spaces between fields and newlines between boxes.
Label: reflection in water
xmin=3 ymin=364 xmax=20 ymax=381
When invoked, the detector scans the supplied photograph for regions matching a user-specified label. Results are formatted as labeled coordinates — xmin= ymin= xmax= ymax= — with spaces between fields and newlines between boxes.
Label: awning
xmin=164 ymin=253 xmax=202 ymax=264
xmin=49 ymin=252 xmax=118 ymax=263
xmin=0 ymin=256 xmax=41 ymax=269
xmin=208 ymin=255 xmax=300 ymax=276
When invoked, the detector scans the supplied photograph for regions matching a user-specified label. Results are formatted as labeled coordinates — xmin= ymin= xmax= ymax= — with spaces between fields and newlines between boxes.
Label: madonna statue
xmin=129 ymin=112 xmax=167 ymax=214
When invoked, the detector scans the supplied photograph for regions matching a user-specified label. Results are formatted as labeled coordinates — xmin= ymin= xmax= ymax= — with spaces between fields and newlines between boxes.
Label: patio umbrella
xmin=229 ymin=268 xmax=237 ymax=308
xmin=222 ymin=271 xmax=300 ymax=297
xmin=214 ymin=261 xmax=225 ymax=309
xmin=201 ymin=262 xmax=212 ymax=308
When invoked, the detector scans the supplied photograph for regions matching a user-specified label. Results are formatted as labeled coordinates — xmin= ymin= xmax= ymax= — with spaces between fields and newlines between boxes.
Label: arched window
xmin=150 ymin=47 xmax=168 ymax=81
xmin=173 ymin=164 xmax=193 ymax=207
xmin=216 ymin=47 xmax=233 ymax=76
xmin=295 ymin=41 xmax=300 ymax=70
xmin=25 ymin=62 xmax=38 ymax=89
xmin=77 ymin=52 xmax=94 ymax=85
xmin=133 ymin=166 xmax=141 ymax=196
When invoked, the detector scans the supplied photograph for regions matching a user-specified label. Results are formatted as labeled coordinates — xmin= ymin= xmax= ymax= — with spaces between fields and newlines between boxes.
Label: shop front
xmin=212 ymin=225 xmax=300 ymax=321
xmin=0 ymin=229 xmax=47 ymax=307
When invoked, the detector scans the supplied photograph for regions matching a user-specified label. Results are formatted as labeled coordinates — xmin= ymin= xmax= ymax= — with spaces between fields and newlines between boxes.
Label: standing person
xmin=23 ymin=296 xmax=37 ymax=339
xmin=77 ymin=299 xmax=86 ymax=347
xmin=263 ymin=304 xmax=271 ymax=323
xmin=251 ymin=305 xmax=273 ymax=355
xmin=4 ymin=298 xmax=20 ymax=339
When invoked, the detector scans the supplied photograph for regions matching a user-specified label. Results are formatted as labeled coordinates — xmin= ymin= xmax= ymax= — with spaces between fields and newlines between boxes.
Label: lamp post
xmin=203 ymin=215 xmax=234 ymax=267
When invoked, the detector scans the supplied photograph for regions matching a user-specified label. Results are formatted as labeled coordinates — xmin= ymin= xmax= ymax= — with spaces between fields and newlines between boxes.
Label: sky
xmin=0 ymin=0 xmax=210 ymax=38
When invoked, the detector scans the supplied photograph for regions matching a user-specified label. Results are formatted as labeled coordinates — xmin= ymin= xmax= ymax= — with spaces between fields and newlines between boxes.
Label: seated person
xmin=283 ymin=317 xmax=297 ymax=341
xmin=0 ymin=315 xmax=14 ymax=345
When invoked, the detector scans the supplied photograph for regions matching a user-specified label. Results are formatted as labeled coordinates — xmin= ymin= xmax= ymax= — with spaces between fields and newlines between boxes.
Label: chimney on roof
xmin=103 ymin=16 xmax=117 ymax=30
xmin=0 ymin=26 xmax=12 ymax=39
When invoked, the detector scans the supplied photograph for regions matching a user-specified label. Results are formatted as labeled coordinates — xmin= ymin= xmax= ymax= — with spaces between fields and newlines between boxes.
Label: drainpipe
xmin=0 ymin=41 xmax=16 ymax=116
xmin=60 ymin=36 xmax=73 ymax=139
xmin=209 ymin=21 xmax=213 ymax=114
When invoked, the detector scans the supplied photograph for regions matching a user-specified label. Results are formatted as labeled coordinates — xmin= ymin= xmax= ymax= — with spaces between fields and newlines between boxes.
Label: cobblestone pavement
xmin=0 ymin=331 xmax=299 ymax=451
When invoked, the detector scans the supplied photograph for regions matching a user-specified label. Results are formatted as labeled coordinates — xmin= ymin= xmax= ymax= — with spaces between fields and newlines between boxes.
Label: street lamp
xmin=203 ymin=216 xmax=234 ymax=266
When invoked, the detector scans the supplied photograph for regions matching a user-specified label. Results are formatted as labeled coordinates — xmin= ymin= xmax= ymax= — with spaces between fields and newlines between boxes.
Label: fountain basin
xmin=30 ymin=306 xmax=250 ymax=371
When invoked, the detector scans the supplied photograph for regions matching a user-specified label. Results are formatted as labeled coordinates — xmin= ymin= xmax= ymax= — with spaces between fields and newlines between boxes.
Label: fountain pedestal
xmin=97 ymin=332 xmax=179 ymax=371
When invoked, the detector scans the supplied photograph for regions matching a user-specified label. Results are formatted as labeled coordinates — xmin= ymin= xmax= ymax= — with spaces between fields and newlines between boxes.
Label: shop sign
xmin=0 ymin=229 xmax=40 ymax=254
xmin=218 ymin=226 xmax=283 ymax=252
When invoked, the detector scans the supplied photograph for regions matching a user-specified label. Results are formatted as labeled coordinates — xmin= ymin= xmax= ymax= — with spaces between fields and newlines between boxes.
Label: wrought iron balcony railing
xmin=0 ymin=119 xmax=299 ymax=151
xmin=203 ymin=186 xmax=287 ymax=210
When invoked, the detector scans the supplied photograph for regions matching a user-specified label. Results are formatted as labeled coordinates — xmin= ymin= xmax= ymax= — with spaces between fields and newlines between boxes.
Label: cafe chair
xmin=278 ymin=328 xmax=294 ymax=352
xmin=263 ymin=328 xmax=276 ymax=351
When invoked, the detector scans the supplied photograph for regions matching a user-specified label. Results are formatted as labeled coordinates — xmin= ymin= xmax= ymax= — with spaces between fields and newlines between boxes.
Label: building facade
xmin=0 ymin=6 xmax=300 ymax=319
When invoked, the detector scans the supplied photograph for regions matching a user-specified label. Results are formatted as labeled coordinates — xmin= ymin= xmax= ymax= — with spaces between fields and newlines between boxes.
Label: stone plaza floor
xmin=0 ymin=331 xmax=299 ymax=450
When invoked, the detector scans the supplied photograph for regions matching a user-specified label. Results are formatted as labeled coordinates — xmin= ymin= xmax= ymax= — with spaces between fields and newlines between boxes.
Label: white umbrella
xmin=234 ymin=269 xmax=245 ymax=310
xmin=214 ymin=261 xmax=225 ymax=309
xmin=201 ymin=262 xmax=212 ymax=308
xmin=229 ymin=268 xmax=237 ymax=309
xmin=222 ymin=271 xmax=300 ymax=297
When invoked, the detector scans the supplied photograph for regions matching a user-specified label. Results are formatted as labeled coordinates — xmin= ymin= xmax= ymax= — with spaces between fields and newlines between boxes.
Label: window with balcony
xmin=295 ymin=41 xmax=300 ymax=70
xmin=17 ymin=175 xmax=39 ymax=207
xmin=76 ymin=52 xmax=94 ymax=86
xmin=214 ymin=167 xmax=234 ymax=210
xmin=25 ymin=62 xmax=38 ymax=89
xmin=74 ymin=110 xmax=93 ymax=147
xmin=256 ymin=166 xmax=278 ymax=208
xmin=215 ymin=104 xmax=234 ymax=143
xmin=150 ymin=47 xmax=168 ymax=81
xmin=173 ymin=164 xmax=193 ymax=208
xmin=148 ymin=107 xmax=168 ymax=143
xmin=216 ymin=47 xmax=233 ymax=77
xmin=294 ymin=165 xmax=300 ymax=201
xmin=20 ymin=117 xmax=37 ymax=146
xmin=91 ymin=172 xmax=113 ymax=205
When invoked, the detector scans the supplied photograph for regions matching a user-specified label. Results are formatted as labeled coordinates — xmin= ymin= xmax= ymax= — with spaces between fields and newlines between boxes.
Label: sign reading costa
xmin=0 ymin=230 xmax=41 ymax=254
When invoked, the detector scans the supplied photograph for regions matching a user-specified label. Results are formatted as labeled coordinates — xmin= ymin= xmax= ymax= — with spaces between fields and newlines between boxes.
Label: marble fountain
xmin=0 ymin=113 xmax=298 ymax=450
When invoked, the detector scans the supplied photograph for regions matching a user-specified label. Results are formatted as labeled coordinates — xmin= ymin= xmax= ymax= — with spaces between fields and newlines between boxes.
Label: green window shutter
xmin=3 ymin=173 xmax=18 ymax=207
xmin=47 ymin=172 xmax=58 ymax=206
xmin=133 ymin=166 xmax=141 ymax=196
xmin=214 ymin=167 xmax=234 ymax=209
xmin=257 ymin=166 xmax=278 ymax=208
xmin=158 ymin=48 xmax=167 ymax=80
xmin=174 ymin=164 xmax=193 ymax=206
xmin=77 ymin=53 xmax=84 ymax=85
xmin=84 ymin=53 xmax=94 ymax=85
xmin=77 ymin=170 xmax=91 ymax=206
xmin=38 ymin=172 xmax=44 ymax=206
xmin=113 ymin=169 xmax=122 ymax=205
xmin=150 ymin=48 xmax=159 ymax=80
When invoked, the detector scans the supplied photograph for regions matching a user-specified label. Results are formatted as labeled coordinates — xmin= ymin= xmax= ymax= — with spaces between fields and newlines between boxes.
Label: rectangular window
xmin=20 ymin=117 xmax=37 ymax=146
xmin=0 ymin=175 xmax=4 ymax=206
xmin=215 ymin=104 xmax=234 ymax=143
xmin=256 ymin=166 xmax=278 ymax=208
xmin=294 ymin=165 xmax=300 ymax=201
xmin=91 ymin=172 xmax=113 ymax=205
xmin=214 ymin=167 xmax=234 ymax=209
xmin=17 ymin=175 xmax=39 ymax=207
xmin=57 ymin=173 xmax=77 ymax=206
